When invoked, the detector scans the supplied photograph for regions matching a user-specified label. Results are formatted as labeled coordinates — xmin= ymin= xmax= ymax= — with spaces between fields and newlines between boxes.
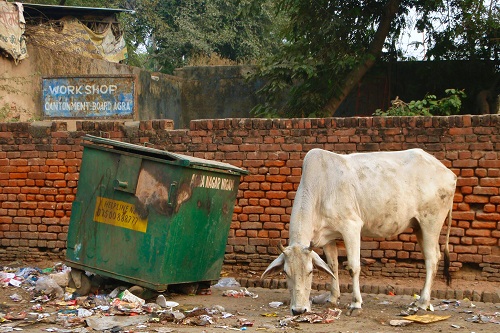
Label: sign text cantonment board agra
xmin=42 ymin=76 xmax=135 ymax=118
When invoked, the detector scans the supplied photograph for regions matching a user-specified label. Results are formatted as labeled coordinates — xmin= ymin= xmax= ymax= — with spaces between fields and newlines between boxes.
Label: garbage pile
xmin=2 ymin=262 xmax=499 ymax=332
xmin=279 ymin=308 xmax=342 ymax=326
xmin=390 ymin=296 xmax=500 ymax=327
xmin=0 ymin=262 xmax=265 ymax=332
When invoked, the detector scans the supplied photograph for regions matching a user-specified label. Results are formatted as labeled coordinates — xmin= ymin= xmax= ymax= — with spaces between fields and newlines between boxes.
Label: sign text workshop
xmin=42 ymin=76 xmax=135 ymax=118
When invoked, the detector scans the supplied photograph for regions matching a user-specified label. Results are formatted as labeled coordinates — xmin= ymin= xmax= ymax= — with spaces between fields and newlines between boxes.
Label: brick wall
xmin=0 ymin=116 xmax=499 ymax=281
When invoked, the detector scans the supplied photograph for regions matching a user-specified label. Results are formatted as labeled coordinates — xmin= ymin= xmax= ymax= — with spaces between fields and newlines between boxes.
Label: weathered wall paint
xmin=0 ymin=44 xmax=182 ymax=124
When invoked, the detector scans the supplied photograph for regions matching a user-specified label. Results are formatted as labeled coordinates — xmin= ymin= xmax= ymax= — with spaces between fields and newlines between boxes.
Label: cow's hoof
xmin=400 ymin=306 xmax=420 ymax=316
xmin=347 ymin=307 xmax=363 ymax=316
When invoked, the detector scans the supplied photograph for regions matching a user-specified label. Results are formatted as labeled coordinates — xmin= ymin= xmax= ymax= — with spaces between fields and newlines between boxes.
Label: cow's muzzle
xmin=291 ymin=307 xmax=308 ymax=315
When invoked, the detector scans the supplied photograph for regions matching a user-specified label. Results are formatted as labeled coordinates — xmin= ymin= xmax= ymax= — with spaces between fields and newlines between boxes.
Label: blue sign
xmin=42 ymin=76 xmax=135 ymax=118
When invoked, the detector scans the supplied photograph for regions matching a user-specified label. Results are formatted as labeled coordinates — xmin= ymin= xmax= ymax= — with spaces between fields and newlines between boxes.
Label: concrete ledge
xmin=240 ymin=278 xmax=500 ymax=304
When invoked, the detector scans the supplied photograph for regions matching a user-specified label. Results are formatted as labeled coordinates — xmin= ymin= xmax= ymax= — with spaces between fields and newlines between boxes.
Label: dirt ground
xmin=1 ymin=261 xmax=499 ymax=333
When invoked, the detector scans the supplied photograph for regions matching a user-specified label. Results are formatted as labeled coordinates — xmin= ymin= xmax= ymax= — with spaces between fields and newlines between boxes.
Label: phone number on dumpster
xmin=94 ymin=196 xmax=148 ymax=233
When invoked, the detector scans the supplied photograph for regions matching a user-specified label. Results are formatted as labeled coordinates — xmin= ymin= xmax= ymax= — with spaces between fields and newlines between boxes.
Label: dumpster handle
xmin=168 ymin=181 xmax=178 ymax=207
xmin=114 ymin=180 xmax=128 ymax=189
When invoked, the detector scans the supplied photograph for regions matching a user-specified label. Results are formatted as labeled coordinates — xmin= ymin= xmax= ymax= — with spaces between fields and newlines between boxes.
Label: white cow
xmin=262 ymin=148 xmax=456 ymax=315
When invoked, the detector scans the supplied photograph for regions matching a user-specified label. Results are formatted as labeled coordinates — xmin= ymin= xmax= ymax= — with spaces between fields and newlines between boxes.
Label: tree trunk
xmin=323 ymin=0 xmax=402 ymax=116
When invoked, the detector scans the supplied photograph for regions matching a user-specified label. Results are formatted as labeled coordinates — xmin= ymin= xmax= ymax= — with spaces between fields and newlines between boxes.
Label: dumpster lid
xmin=82 ymin=135 xmax=249 ymax=174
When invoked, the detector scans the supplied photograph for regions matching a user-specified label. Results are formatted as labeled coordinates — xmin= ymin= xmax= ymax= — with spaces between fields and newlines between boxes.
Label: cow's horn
xmin=307 ymin=242 xmax=313 ymax=251
xmin=277 ymin=242 xmax=285 ymax=253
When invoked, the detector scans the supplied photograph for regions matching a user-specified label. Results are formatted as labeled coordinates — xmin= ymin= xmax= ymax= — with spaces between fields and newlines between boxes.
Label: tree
xmin=123 ymin=0 xmax=283 ymax=73
xmin=251 ymin=0 xmax=499 ymax=118
xmin=21 ymin=0 xmax=283 ymax=74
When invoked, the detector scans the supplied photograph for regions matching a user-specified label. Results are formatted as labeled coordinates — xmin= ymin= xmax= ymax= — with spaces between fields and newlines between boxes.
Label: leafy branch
xmin=373 ymin=89 xmax=466 ymax=116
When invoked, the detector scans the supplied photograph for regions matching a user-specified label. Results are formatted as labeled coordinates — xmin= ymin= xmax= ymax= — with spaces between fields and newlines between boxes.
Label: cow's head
xmin=261 ymin=243 xmax=335 ymax=315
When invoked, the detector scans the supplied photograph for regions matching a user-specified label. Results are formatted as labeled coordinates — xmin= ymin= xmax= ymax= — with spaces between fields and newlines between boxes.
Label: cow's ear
xmin=261 ymin=253 xmax=285 ymax=279
xmin=311 ymin=251 xmax=336 ymax=279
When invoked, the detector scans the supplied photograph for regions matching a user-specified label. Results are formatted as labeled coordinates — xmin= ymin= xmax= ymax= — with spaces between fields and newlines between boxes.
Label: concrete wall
xmin=174 ymin=66 xmax=262 ymax=127
xmin=0 ymin=44 xmax=182 ymax=125
xmin=0 ymin=115 xmax=499 ymax=282
xmin=1 ymin=45 xmax=262 ymax=129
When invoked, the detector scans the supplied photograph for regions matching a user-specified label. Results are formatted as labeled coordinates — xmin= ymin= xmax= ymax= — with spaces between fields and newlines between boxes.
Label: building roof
xmin=21 ymin=3 xmax=134 ymax=19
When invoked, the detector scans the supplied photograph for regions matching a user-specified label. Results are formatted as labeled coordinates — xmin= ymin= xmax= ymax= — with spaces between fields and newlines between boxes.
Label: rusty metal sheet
xmin=42 ymin=75 xmax=135 ymax=118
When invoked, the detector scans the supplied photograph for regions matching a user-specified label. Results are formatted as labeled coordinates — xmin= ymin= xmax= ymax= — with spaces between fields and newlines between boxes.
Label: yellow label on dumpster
xmin=94 ymin=197 xmax=148 ymax=233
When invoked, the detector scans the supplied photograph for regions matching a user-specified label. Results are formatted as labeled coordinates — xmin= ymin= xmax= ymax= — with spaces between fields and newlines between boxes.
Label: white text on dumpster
xmin=191 ymin=174 xmax=234 ymax=191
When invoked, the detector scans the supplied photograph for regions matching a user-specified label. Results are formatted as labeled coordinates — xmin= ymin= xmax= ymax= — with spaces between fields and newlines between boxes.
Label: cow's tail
xmin=443 ymin=207 xmax=452 ymax=286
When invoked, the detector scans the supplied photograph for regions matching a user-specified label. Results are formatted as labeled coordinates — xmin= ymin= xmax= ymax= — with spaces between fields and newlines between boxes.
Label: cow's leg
xmin=414 ymin=227 xmax=441 ymax=310
xmin=323 ymin=241 xmax=340 ymax=305
xmin=342 ymin=228 xmax=362 ymax=316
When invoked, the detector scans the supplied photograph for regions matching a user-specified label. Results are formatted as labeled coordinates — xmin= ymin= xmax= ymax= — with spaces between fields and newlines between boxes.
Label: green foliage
xmin=21 ymin=0 xmax=283 ymax=74
xmin=373 ymin=89 xmax=466 ymax=116
xmin=251 ymin=0 xmax=391 ymax=118
xmin=250 ymin=0 xmax=498 ymax=118
xmin=123 ymin=0 xmax=283 ymax=73
xmin=418 ymin=0 xmax=499 ymax=60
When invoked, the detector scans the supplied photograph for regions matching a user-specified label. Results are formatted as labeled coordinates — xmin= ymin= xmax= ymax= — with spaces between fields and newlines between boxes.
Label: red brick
xmin=361 ymin=241 xmax=379 ymax=250
xmin=2 ymin=202 xmax=19 ymax=209
xmin=480 ymin=178 xmax=500 ymax=187
xmin=384 ymin=250 xmax=397 ymax=258
xmin=490 ymin=196 xmax=500 ymax=204
xmin=483 ymin=204 xmax=496 ymax=213
xmin=452 ymin=211 xmax=475 ymax=220
xmin=461 ymin=186 xmax=473 ymax=194
xmin=472 ymin=237 xmax=498 ymax=246
xmin=234 ymin=229 xmax=247 ymax=237
xmin=241 ymin=222 xmax=262 ymax=229
xmin=246 ymin=230 xmax=257 ymax=238
xmin=244 ymin=191 xmax=265 ymax=198
xmin=478 ymin=246 xmax=491 ymax=254
xmin=265 ymin=207 xmax=286 ymax=215
xmin=266 ymin=175 xmax=287 ymax=183
xmin=457 ymin=178 xmax=478 ymax=186
xmin=10 ymin=159 xmax=27 ymax=166
xmin=242 ymin=206 xmax=264 ymax=214
xmin=465 ymin=229 xmax=491 ymax=237
xmin=263 ymin=222 xmax=285 ymax=230
xmin=3 ymin=231 xmax=20 ymax=238
xmin=245 ymin=175 xmax=265 ymax=182
xmin=46 ymin=159 xmax=64 ymax=166
xmin=483 ymin=255 xmax=500 ymax=264
xmin=3 ymin=187 xmax=20 ymax=194
xmin=457 ymin=254 xmax=483 ymax=263
xmin=249 ymin=238 xmax=270 ymax=246
xmin=479 ymin=159 xmax=500 ymax=168
xmin=473 ymin=187 xmax=499 ymax=195
xmin=471 ymin=221 xmax=498 ymax=228
xmin=266 ymin=191 xmax=287 ymax=199
xmin=464 ymin=195 xmax=489 ymax=204
xmin=454 ymin=245 xmax=478 ymax=253
xmin=227 ymin=237 xmax=248 ymax=245
xmin=453 ymin=160 xmax=478 ymax=168
xmin=46 ymin=173 xmax=65 ymax=180
xmin=379 ymin=241 xmax=403 ymax=250
xmin=0 ymin=216 xmax=12 ymax=223
xmin=449 ymin=127 xmax=473 ymax=135
xmin=474 ymin=168 xmax=487 ymax=177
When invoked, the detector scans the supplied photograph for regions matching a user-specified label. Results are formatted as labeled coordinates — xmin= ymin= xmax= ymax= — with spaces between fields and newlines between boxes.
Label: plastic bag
xmin=213 ymin=277 xmax=241 ymax=288
xmin=35 ymin=276 xmax=64 ymax=298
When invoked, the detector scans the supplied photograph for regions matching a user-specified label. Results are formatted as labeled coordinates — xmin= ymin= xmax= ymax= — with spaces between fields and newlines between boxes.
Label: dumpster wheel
xmin=68 ymin=269 xmax=92 ymax=295
xmin=129 ymin=285 xmax=145 ymax=296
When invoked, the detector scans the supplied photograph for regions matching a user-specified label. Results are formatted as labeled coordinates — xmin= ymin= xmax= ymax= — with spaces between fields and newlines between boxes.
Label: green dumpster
xmin=65 ymin=135 xmax=248 ymax=291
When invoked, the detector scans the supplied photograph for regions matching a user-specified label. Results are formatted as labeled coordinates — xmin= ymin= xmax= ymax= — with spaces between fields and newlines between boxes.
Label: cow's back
xmin=293 ymin=148 xmax=456 ymax=241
